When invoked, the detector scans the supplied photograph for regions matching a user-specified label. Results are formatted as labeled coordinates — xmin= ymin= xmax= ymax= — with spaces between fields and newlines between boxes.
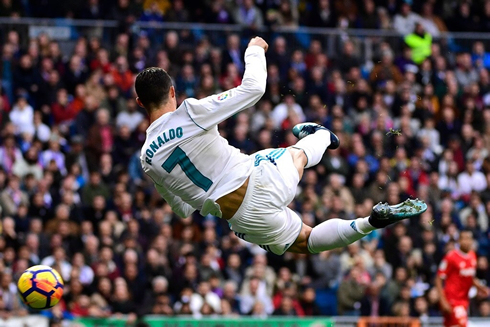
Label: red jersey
xmin=437 ymin=249 xmax=477 ymax=307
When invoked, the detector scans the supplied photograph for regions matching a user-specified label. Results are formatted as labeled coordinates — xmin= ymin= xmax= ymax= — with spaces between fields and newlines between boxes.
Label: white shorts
xmin=227 ymin=148 xmax=303 ymax=255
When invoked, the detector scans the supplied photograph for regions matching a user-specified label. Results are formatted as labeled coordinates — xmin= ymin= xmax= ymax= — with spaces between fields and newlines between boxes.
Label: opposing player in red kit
xmin=435 ymin=230 xmax=489 ymax=327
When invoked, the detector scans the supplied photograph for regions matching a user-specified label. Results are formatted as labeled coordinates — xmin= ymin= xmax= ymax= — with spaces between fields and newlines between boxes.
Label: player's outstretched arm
xmin=182 ymin=37 xmax=268 ymax=130
xmin=155 ymin=183 xmax=196 ymax=218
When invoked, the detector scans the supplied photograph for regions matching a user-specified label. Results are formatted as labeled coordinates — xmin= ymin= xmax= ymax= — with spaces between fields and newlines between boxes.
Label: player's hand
xmin=248 ymin=37 xmax=268 ymax=52
xmin=441 ymin=299 xmax=452 ymax=314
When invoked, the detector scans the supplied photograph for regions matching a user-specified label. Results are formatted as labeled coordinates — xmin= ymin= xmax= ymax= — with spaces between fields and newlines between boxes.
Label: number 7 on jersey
xmin=161 ymin=146 xmax=213 ymax=191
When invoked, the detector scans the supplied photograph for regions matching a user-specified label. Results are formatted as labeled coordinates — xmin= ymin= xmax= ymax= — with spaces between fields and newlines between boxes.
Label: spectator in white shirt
xmin=419 ymin=3 xmax=446 ymax=37
xmin=9 ymin=96 xmax=34 ymax=136
xmin=457 ymin=159 xmax=487 ymax=198
xmin=240 ymin=277 xmax=274 ymax=315
xmin=438 ymin=149 xmax=454 ymax=176
xmin=116 ymin=99 xmax=144 ymax=132
xmin=271 ymin=94 xmax=305 ymax=129
xmin=459 ymin=193 xmax=489 ymax=231
xmin=40 ymin=247 xmax=73 ymax=282
xmin=417 ymin=117 xmax=442 ymax=155
xmin=72 ymin=252 xmax=94 ymax=286
xmin=190 ymin=281 xmax=221 ymax=317
xmin=393 ymin=2 xmax=422 ymax=36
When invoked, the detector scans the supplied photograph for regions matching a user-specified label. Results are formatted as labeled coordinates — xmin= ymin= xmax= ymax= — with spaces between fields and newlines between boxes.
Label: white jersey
xmin=140 ymin=46 xmax=267 ymax=218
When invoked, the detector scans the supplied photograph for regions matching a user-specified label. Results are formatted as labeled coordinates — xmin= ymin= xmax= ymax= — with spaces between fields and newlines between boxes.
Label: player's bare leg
xmin=287 ymin=147 xmax=308 ymax=179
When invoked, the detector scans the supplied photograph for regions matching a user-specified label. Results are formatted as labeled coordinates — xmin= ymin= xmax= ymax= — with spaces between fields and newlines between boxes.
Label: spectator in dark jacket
xmin=64 ymin=55 xmax=89 ymax=95
xmin=307 ymin=0 xmax=337 ymax=27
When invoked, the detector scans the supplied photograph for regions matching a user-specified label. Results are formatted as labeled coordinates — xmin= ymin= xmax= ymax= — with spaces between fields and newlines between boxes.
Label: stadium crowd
xmin=2 ymin=0 xmax=490 ymax=325
xmin=3 ymin=0 xmax=490 ymax=34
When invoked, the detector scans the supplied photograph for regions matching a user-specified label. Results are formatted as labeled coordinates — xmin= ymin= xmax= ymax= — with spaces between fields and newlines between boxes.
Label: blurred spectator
xmin=233 ymin=0 xmax=264 ymax=30
xmin=419 ymin=3 xmax=447 ymax=37
xmin=393 ymin=2 xmax=421 ymax=36
xmin=271 ymin=94 xmax=305 ymax=130
xmin=40 ymin=247 xmax=72 ymax=282
xmin=455 ymin=53 xmax=479 ymax=89
xmin=190 ymin=281 xmax=221 ymax=317
xmin=338 ymin=41 xmax=360 ymax=74
xmin=64 ymin=55 xmax=89 ymax=96
xmin=0 ymin=175 xmax=29 ymax=216
xmin=458 ymin=160 xmax=487 ymax=199
xmin=268 ymin=37 xmax=290 ymax=80
xmin=480 ymin=1 xmax=490 ymax=33
xmin=448 ymin=2 xmax=474 ymax=32
xmin=81 ymin=0 xmax=103 ymax=20
xmin=307 ymin=0 xmax=336 ymax=28
xmin=404 ymin=23 xmax=432 ymax=65
xmin=337 ymin=267 xmax=368 ymax=316
xmin=176 ymin=64 xmax=197 ymax=98
xmin=9 ymin=96 xmax=34 ymax=136
xmin=140 ymin=1 xmax=164 ymax=24
xmin=273 ymin=295 xmax=298 ymax=316
xmin=111 ymin=56 xmax=133 ymax=96
xmin=360 ymin=278 xmax=391 ymax=316
xmin=222 ymin=34 xmax=244 ymax=75
xmin=0 ymin=0 xmax=23 ymax=17
xmin=12 ymin=147 xmax=43 ymax=180
xmin=266 ymin=0 xmax=298 ymax=28
xmin=240 ymin=277 xmax=274 ymax=315
xmin=370 ymin=50 xmax=403 ymax=85
xmin=51 ymin=89 xmax=77 ymax=126
xmin=41 ymin=134 xmax=66 ymax=175
xmin=166 ymin=0 xmax=189 ymax=22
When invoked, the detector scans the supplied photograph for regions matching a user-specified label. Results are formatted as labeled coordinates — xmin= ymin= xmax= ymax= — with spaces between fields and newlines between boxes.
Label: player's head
xmin=459 ymin=229 xmax=474 ymax=253
xmin=135 ymin=67 xmax=175 ymax=112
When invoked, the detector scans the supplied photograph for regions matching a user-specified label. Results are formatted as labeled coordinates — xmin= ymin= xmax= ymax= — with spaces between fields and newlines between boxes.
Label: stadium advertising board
xmin=74 ymin=317 xmax=334 ymax=327
xmin=0 ymin=315 xmax=48 ymax=327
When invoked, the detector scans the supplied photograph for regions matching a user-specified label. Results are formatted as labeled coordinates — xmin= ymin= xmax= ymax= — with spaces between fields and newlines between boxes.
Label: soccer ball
xmin=17 ymin=265 xmax=64 ymax=310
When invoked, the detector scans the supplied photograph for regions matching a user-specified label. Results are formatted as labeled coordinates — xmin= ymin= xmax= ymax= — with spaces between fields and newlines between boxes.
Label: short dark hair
xmin=460 ymin=229 xmax=474 ymax=238
xmin=135 ymin=67 xmax=172 ymax=110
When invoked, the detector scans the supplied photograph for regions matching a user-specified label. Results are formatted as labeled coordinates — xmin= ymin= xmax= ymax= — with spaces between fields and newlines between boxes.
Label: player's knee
xmin=287 ymin=223 xmax=312 ymax=254
xmin=287 ymin=147 xmax=307 ymax=177
xmin=288 ymin=147 xmax=307 ymax=163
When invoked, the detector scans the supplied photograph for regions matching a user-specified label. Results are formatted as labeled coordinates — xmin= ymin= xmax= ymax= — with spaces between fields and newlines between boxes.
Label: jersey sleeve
xmin=437 ymin=254 xmax=451 ymax=279
xmin=155 ymin=183 xmax=196 ymax=218
xmin=183 ymin=45 xmax=267 ymax=130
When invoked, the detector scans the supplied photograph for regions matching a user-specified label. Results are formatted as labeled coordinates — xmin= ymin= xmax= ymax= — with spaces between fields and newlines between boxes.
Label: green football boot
xmin=369 ymin=198 xmax=428 ymax=228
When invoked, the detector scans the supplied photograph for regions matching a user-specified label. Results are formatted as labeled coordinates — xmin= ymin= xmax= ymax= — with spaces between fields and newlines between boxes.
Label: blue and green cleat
xmin=292 ymin=123 xmax=340 ymax=149
xmin=369 ymin=198 xmax=428 ymax=228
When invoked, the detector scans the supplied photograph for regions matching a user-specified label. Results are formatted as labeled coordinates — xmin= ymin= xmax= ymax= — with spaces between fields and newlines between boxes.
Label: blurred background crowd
xmin=3 ymin=0 xmax=490 ymax=33
xmin=1 ymin=0 xmax=490 ymax=325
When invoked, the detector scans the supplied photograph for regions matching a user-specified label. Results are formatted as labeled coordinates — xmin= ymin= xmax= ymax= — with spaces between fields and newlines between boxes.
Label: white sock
xmin=292 ymin=130 xmax=331 ymax=168
xmin=307 ymin=217 xmax=376 ymax=254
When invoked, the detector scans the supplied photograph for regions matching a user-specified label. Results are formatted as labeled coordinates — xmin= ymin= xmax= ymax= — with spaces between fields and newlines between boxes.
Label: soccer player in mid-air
xmin=436 ymin=230 xmax=489 ymax=327
xmin=135 ymin=36 xmax=427 ymax=256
